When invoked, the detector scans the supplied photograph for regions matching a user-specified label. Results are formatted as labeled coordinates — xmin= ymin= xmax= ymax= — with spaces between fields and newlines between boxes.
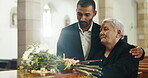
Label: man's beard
xmin=79 ymin=21 xmax=90 ymax=28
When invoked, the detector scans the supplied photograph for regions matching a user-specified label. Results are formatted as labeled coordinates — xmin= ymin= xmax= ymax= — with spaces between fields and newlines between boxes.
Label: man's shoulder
xmin=93 ymin=22 xmax=100 ymax=26
xmin=93 ymin=22 xmax=101 ymax=27
xmin=92 ymin=23 xmax=101 ymax=33
xmin=62 ymin=22 xmax=101 ymax=30
xmin=63 ymin=22 xmax=77 ymax=30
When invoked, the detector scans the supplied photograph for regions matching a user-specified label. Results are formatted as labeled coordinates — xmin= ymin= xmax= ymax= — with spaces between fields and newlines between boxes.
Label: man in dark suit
xmin=57 ymin=0 xmax=144 ymax=61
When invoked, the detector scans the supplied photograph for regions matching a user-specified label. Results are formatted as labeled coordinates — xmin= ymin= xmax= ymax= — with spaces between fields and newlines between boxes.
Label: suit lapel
xmin=73 ymin=23 xmax=85 ymax=61
xmin=87 ymin=23 xmax=101 ymax=60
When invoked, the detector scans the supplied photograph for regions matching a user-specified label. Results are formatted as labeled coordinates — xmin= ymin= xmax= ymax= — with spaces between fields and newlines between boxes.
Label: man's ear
xmin=93 ymin=10 xmax=97 ymax=17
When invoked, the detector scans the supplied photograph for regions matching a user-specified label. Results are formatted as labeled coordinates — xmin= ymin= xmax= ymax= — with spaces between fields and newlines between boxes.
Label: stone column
xmin=98 ymin=0 xmax=113 ymax=24
xmin=17 ymin=0 xmax=42 ymax=64
xmin=137 ymin=0 xmax=148 ymax=55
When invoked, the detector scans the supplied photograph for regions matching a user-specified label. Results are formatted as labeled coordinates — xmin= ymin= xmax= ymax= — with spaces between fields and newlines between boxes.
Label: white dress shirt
xmin=78 ymin=22 xmax=93 ymax=60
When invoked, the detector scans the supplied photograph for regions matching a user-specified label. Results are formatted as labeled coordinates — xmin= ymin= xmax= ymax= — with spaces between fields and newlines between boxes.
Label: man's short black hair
xmin=77 ymin=0 xmax=96 ymax=10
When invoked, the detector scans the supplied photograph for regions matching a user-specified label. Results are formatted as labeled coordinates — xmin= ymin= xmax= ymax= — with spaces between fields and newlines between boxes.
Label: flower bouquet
xmin=18 ymin=43 xmax=102 ymax=78
xmin=18 ymin=43 xmax=64 ymax=75
xmin=63 ymin=58 xmax=102 ymax=78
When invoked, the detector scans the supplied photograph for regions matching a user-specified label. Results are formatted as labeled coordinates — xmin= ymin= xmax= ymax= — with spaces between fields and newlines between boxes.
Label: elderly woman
xmin=98 ymin=18 xmax=139 ymax=78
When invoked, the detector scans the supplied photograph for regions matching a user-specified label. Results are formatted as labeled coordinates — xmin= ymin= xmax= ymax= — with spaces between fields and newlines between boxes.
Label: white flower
xmin=22 ymin=43 xmax=50 ymax=60
xmin=22 ymin=44 xmax=34 ymax=60
xmin=34 ymin=47 xmax=41 ymax=53
xmin=22 ymin=50 xmax=32 ymax=60
xmin=26 ymin=59 xmax=31 ymax=64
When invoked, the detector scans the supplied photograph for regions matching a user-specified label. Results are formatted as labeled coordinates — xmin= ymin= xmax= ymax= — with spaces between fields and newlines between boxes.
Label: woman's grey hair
xmin=101 ymin=18 xmax=125 ymax=39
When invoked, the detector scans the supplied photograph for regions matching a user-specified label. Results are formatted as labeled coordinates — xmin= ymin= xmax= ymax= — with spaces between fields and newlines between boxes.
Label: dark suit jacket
xmin=57 ymin=22 xmax=104 ymax=61
xmin=98 ymin=39 xmax=139 ymax=78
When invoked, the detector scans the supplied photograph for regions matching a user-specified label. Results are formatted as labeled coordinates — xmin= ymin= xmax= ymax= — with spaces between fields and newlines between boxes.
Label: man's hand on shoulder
xmin=130 ymin=46 xmax=143 ymax=58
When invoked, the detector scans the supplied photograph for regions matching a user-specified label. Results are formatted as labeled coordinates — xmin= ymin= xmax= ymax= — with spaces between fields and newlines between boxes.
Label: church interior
xmin=0 ymin=0 xmax=148 ymax=78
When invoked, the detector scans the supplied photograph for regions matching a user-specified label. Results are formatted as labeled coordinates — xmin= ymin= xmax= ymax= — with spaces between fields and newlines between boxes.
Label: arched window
xmin=64 ymin=15 xmax=70 ymax=26
xmin=42 ymin=5 xmax=56 ymax=54
xmin=10 ymin=7 xmax=17 ymax=28
xmin=43 ymin=5 xmax=52 ymax=37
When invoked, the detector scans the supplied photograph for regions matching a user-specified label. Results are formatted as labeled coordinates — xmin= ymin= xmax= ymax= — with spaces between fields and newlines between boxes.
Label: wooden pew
xmin=0 ymin=59 xmax=17 ymax=71
xmin=138 ymin=56 xmax=148 ymax=78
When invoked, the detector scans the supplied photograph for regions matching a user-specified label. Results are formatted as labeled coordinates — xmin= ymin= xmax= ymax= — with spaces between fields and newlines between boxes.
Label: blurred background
xmin=0 ymin=0 xmax=147 ymax=70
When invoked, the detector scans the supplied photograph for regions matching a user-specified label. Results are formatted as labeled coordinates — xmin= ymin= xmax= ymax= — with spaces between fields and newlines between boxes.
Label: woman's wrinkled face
xmin=100 ymin=22 xmax=118 ymax=45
